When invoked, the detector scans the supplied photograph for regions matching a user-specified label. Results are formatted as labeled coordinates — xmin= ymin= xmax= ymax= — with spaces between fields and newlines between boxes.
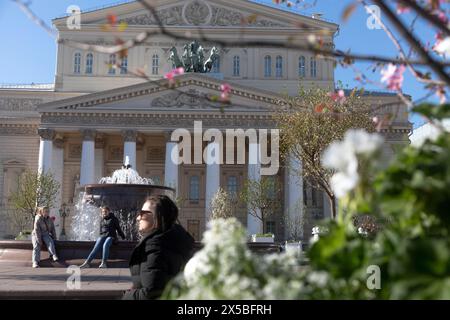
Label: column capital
xmin=38 ymin=128 xmax=56 ymax=141
xmin=54 ymin=134 xmax=65 ymax=149
xmin=136 ymin=133 xmax=145 ymax=151
xmin=81 ymin=129 xmax=96 ymax=141
xmin=95 ymin=133 xmax=106 ymax=149
xmin=164 ymin=131 xmax=172 ymax=142
xmin=122 ymin=130 xmax=138 ymax=142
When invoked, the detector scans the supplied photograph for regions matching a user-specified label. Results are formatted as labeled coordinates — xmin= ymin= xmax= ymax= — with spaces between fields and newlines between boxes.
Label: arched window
xmin=108 ymin=54 xmax=116 ymax=75
xmin=189 ymin=176 xmax=200 ymax=202
xmin=275 ymin=56 xmax=283 ymax=77
xmin=267 ymin=177 xmax=277 ymax=199
xmin=212 ymin=56 xmax=220 ymax=73
xmin=233 ymin=56 xmax=240 ymax=76
xmin=152 ymin=54 xmax=159 ymax=75
xmin=298 ymin=56 xmax=306 ymax=77
xmin=85 ymin=53 xmax=93 ymax=74
xmin=73 ymin=53 xmax=81 ymax=74
xmin=310 ymin=57 xmax=317 ymax=78
xmin=303 ymin=183 xmax=308 ymax=205
xmin=227 ymin=176 xmax=238 ymax=198
xmin=264 ymin=55 xmax=272 ymax=77
xmin=120 ymin=56 xmax=128 ymax=74
xmin=266 ymin=221 xmax=276 ymax=234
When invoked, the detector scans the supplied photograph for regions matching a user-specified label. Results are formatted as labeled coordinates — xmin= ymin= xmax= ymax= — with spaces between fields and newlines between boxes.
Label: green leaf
xmin=412 ymin=103 xmax=450 ymax=120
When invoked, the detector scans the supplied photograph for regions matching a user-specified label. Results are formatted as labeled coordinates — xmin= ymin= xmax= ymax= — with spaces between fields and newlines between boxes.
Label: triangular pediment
xmin=37 ymin=73 xmax=285 ymax=114
xmin=54 ymin=0 xmax=337 ymax=31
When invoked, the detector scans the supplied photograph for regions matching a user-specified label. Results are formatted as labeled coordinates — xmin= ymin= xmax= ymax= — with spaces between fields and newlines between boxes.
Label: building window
xmin=152 ymin=54 xmax=159 ymax=75
xmin=212 ymin=56 xmax=220 ymax=73
xmin=85 ymin=53 xmax=93 ymax=74
xmin=311 ymin=187 xmax=318 ymax=206
xmin=303 ymin=183 xmax=308 ymax=205
xmin=312 ymin=187 xmax=323 ymax=207
xmin=264 ymin=55 xmax=271 ymax=77
xmin=275 ymin=56 xmax=283 ymax=77
xmin=227 ymin=176 xmax=238 ymax=198
xmin=120 ymin=56 xmax=128 ymax=74
xmin=266 ymin=221 xmax=276 ymax=234
xmin=189 ymin=175 xmax=200 ymax=202
xmin=233 ymin=56 xmax=240 ymax=76
xmin=73 ymin=53 xmax=81 ymax=74
xmin=310 ymin=57 xmax=317 ymax=78
xmin=266 ymin=177 xmax=277 ymax=199
xmin=299 ymin=56 xmax=306 ymax=77
xmin=108 ymin=54 xmax=116 ymax=75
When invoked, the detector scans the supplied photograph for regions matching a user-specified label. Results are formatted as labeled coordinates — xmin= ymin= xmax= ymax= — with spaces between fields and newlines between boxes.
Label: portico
xmin=37 ymin=73 xmax=304 ymax=240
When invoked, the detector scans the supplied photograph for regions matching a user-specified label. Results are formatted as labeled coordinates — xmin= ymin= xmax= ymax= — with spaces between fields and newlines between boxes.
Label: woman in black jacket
xmin=80 ymin=206 xmax=125 ymax=268
xmin=122 ymin=195 xmax=195 ymax=300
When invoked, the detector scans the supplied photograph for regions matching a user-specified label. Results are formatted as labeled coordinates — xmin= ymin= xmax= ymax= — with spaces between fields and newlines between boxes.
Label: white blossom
xmin=345 ymin=129 xmax=383 ymax=155
xmin=322 ymin=129 xmax=383 ymax=198
xmin=307 ymin=271 xmax=329 ymax=288
xmin=435 ymin=37 xmax=450 ymax=57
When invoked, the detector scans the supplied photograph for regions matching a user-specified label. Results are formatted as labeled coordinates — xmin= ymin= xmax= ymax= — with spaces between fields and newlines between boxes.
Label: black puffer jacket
xmin=100 ymin=214 xmax=125 ymax=240
xmin=122 ymin=224 xmax=195 ymax=300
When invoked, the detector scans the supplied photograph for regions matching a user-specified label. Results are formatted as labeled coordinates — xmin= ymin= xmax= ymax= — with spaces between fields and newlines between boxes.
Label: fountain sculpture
xmin=70 ymin=157 xmax=175 ymax=241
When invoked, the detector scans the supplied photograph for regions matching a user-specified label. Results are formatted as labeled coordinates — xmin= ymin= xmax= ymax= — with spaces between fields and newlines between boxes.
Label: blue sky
xmin=0 ymin=0 xmax=443 ymax=128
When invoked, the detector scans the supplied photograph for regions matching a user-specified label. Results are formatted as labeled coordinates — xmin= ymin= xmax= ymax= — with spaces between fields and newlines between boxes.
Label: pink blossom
xmin=436 ymin=86 xmax=447 ymax=104
xmin=328 ymin=89 xmax=346 ymax=104
xmin=164 ymin=67 xmax=185 ymax=85
xmin=380 ymin=64 xmax=406 ymax=91
xmin=396 ymin=4 xmax=411 ymax=14
xmin=220 ymin=83 xmax=232 ymax=101
xmin=372 ymin=116 xmax=383 ymax=132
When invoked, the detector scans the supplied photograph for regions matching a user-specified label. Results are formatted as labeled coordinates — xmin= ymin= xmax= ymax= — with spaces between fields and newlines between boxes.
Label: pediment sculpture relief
xmin=151 ymin=89 xmax=220 ymax=109
xmin=119 ymin=5 xmax=184 ymax=26
xmin=117 ymin=2 xmax=287 ymax=28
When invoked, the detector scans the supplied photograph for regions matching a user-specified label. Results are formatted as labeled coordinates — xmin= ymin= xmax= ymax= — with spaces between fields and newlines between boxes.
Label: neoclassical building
xmin=0 ymin=0 xmax=411 ymax=240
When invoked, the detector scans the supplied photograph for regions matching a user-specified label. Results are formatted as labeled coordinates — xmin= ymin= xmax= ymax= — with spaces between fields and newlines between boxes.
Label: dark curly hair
xmin=144 ymin=195 xmax=179 ymax=232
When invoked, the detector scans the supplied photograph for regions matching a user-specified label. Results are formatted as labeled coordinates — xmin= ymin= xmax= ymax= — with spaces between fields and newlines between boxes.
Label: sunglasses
xmin=138 ymin=210 xmax=153 ymax=216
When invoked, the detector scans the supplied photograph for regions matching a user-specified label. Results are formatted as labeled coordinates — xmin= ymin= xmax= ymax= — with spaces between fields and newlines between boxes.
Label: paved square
xmin=0 ymin=263 xmax=131 ymax=299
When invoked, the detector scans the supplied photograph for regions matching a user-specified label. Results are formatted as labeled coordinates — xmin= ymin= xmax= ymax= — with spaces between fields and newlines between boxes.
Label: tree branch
xmin=372 ymin=0 xmax=450 ymax=86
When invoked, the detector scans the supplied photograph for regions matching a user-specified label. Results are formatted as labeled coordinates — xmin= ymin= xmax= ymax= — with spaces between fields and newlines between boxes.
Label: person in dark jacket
xmin=122 ymin=195 xmax=195 ymax=300
xmin=80 ymin=206 xmax=125 ymax=268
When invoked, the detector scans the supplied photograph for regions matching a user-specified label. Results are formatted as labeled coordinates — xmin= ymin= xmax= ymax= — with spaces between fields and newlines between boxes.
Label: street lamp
xmin=59 ymin=203 xmax=70 ymax=240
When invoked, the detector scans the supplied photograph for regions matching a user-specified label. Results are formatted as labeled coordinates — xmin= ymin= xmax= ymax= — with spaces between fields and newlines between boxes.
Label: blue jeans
xmin=86 ymin=236 xmax=114 ymax=263
xmin=32 ymin=234 xmax=57 ymax=265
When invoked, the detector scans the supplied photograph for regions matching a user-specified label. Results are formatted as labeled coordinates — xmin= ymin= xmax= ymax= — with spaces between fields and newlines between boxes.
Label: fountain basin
xmin=82 ymin=184 xmax=175 ymax=211
xmin=74 ymin=184 xmax=176 ymax=241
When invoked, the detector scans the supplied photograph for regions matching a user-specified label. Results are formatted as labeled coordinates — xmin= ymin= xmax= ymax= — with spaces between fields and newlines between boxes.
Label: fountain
xmin=70 ymin=157 xmax=175 ymax=241
xmin=0 ymin=156 xmax=280 ymax=273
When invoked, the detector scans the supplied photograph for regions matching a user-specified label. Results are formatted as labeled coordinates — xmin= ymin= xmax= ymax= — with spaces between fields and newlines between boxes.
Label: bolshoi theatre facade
xmin=0 ymin=0 xmax=411 ymax=241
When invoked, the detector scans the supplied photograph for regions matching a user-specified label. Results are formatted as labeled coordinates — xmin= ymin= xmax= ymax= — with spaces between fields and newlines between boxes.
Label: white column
xmin=79 ymin=129 xmax=96 ymax=186
xmin=38 ymin=129 xmax=55 ymax=174
xmin=247 ymin=142 xmax=263 ymax=235
xmin=284 ymin=153 xmax=303 ymax=241
xmin=165 ymin=140 xmax=179 ymax=196
xmin=94 ymin=134 xmax=105 ymax=183
xmin=123 ymin=130 xmax=137 ymax=169
xmin=205 ymin=142 xmax=221 ymax=221
xmin=52 ymin=135 xmax=65 ymax=238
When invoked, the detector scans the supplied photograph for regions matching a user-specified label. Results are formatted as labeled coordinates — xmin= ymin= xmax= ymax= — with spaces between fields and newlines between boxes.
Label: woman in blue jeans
xmin=80 ymin=206 xmax=125 ymax=268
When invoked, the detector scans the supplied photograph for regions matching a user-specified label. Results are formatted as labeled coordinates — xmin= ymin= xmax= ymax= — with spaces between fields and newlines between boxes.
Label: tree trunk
xmin=330 ymin=195 xmax=337 ymax=219
xmin=324 ymin=191 xmax=337 ymax=219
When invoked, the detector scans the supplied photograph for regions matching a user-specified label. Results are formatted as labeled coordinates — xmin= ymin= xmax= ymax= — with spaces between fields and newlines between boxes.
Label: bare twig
xmin=359 ymin=0 xmax=445 ymax=86
xmin=12 ymin=0 xmax=57 ymax=37
xmin=372 ymin=0 xmax=450 ymax=86
xmin=397 ymin=0 xmax=450 ymax=37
